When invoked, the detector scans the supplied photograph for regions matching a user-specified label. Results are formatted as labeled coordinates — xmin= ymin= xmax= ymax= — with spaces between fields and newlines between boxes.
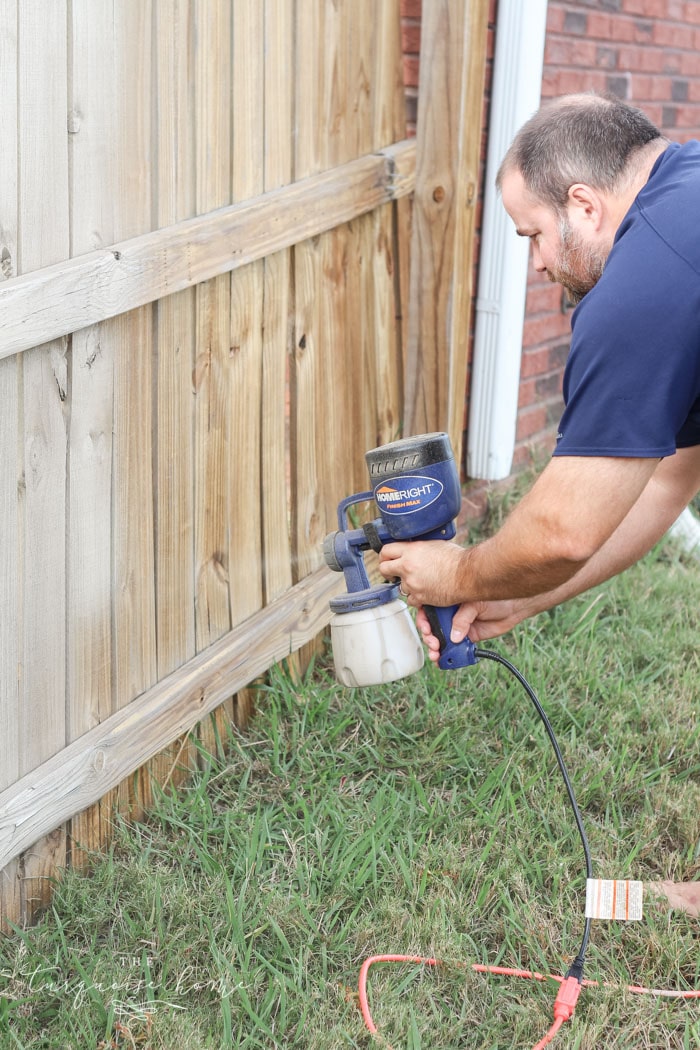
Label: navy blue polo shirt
xmin=553 ymin=140 xmax=700 ymax=458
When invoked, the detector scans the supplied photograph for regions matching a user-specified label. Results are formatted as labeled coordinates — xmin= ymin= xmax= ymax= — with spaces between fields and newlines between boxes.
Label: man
xmin=378 ymin=93 xmax=700 ymax=913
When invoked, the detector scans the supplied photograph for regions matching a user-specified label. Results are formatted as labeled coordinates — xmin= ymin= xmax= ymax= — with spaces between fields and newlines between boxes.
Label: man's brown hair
xmin=497 ymin=93 xmax=665 ymax=211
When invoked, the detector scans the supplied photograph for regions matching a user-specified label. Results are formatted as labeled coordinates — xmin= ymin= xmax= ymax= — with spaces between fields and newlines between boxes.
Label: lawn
xmin=1 ymin=529 xmax=699 ymax=1049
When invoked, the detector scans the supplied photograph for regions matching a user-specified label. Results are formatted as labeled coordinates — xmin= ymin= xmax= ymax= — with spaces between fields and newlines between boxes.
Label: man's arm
xmin=509 ymin=445 xmax=700 ymax=605
xmin=414 ymin=445 xmax=700 ymax=653
xmin=378 ymin=454 xmax=660 ymax=606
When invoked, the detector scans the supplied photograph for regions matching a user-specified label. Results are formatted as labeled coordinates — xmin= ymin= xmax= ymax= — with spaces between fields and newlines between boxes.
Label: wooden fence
xmin=0 ymin=0 xmax=488 ymax=929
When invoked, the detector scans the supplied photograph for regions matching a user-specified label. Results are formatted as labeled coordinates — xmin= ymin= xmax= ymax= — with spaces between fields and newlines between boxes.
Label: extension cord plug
xmin=553 ymin=974 xmax=582 ymax=1023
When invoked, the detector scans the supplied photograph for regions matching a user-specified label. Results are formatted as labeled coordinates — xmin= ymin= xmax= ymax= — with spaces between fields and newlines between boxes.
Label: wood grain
xmin=0 ymin=140 xmax=416 ymax=360
xmin=403 ymin=0 xmax=489 ymax=460
xmin=17 ymin=0 xmax=70 ymax=920
xmin=0 ymin=568 xmax=343 ymax=872
xmin=0 ymin=0 xmax=20 ymax=932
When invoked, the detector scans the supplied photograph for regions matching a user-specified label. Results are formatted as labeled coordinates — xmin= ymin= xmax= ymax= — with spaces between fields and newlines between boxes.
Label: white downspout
xmin=467 ymin=0 xmax=549 ymax=481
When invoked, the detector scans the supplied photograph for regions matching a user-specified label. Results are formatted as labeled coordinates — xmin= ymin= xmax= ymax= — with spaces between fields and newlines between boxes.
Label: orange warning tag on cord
xmin=585 ymin=878 xmax=643 ymax=921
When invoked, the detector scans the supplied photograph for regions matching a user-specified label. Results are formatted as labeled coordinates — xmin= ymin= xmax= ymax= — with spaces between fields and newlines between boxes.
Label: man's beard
xmin=548 ymin=218 xmax=608 ymax=305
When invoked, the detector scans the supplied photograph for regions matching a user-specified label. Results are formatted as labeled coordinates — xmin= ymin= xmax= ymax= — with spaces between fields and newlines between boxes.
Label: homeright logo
xmin=374 ymin=475 xmax=443 ymax=514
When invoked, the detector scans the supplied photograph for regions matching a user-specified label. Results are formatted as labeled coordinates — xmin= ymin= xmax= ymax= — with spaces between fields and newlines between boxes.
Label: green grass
xmin=1 ymin=532 xmax=699 ymax=1048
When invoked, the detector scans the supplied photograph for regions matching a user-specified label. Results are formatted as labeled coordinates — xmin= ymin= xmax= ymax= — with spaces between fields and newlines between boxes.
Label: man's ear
xmin=566 ymin=183 xmax=604 ymax=230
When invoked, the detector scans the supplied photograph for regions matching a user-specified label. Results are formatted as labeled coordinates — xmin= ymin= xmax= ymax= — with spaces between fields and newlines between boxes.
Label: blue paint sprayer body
xmin=323 ymin=433 xmax=477 ymax=685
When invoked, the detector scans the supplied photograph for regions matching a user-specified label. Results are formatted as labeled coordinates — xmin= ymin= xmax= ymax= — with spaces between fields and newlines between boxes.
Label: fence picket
xmin=153 ymin=0 xmax=198 ymax=789
xmin=229 ymin=0 xmax=265 ymax=724
xmin=261 ymin=0 xmax=294 ymax=612
xmin=0 ymin=0 xmax=20 ymax=933
xmin=17 ymin=0 xmax=70 ymax=920
xmin=111 ymin=1 xmax=157 ymax=817
xmin=67 ymin=0 xmax=117 ymax=867
xmin=193 ymin=0 xmax=234 ymax=752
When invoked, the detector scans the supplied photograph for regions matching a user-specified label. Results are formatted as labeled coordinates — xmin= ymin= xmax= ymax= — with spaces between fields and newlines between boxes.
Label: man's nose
xmin=531 ymin=242 xmax=545 ymax=272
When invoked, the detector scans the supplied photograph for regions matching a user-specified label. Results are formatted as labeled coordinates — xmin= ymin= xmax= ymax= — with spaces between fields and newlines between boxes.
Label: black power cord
xmin=475 ymin=648 xmax=593 ymax=975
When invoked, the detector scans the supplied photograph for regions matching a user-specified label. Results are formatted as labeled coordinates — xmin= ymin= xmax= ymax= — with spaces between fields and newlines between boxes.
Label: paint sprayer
xmin=322 ymin=432 xmax=477 ymax=686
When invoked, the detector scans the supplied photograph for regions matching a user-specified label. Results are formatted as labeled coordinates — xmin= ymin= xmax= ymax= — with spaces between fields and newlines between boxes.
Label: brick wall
xmin=401 ymin=0 xmax=421 ymax=134
xmin=518 ymin=0 xmax=700 ymax=469
xmin=402 ymin=0 xmax=700 ymax=481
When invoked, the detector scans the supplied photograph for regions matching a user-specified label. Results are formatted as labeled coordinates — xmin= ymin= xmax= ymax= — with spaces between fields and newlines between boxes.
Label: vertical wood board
xmin=17 ymin=0 xmax=70 ymax=918
xmin=229 ymin=0 xmax=264 ymax=627
xmin=0 ymin=0 xmax=20 ymax=929
xmin=153 ymin=0 xmax=198 ymax=787
xmin=67 ymin=0 xmax=117 ymax=865
xmin=404 ymin=0 xmax=489 ymax=460
xmin=291 ymin=0 xmax=325 ymax=589
xmin=111 ymin=1 xmax=157 ymax=817
xmin=261 ymin=0 xmax=294 ymax=607
xmin=193 ymin=0 xmax=234 ymax=749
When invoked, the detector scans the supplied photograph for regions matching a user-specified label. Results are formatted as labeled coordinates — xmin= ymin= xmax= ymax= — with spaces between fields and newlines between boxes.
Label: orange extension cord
xmin=356 ymin=650 xmax=699 ymax=1047
xmin=358 ymin=953 xmax=700 ymax=1049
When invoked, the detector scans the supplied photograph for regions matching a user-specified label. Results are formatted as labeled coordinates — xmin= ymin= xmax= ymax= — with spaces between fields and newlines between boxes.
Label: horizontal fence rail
xmin=0 ymin=141 xmax=415 ymax=359
xmin=0 ymin=568 xmax=343 ymax=872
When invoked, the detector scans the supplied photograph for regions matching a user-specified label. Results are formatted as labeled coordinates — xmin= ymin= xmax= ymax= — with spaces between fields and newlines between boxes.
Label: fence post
xmin=403 ymin=0 xmax=490 ymax=464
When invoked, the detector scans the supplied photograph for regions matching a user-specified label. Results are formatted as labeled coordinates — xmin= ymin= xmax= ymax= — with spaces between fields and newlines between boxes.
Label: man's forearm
xmin=452 ymin=454 xmax=660 ymax=603
xmin=379 ymin=451 xmax=699 ymax=614
xmin=454 ymin=528 xmax=585 ymax=602
xmin=507 ymin=463 xmax=698 ymax=618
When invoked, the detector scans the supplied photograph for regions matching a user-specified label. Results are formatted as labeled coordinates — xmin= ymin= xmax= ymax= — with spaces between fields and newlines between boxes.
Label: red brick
xmin=520 ymin=347 xmax=550 ymax=378
xmin=643 ymin=102 xmax=666 ymax=124
xmin=593 ymin=15 xmax=655 ymax=44
xmin=545 ymin=38 xmax=599 ymax=67
xmin=486 ymin=24 xmax=496 ymax=60
xmin=674 ymin=102 xmax=700 ymax=126
xmin=401 ymin=23 xmax=420 ymax=56
xmin=518 ymin=377 xmax=537 ymax=409
xmin=586 ymin=12 xmax=615 ymax=39
xmin=618 ymin=45 xmax=667 ymax=73
xmin=630 ymin=73 xmax=652 ymax=95
xmin=516 ymin=405 xmax=548 ymax=441
xmin=647 ymin=75 xmax=674 ymax=99
xmin=545 ymin=6 xmax=566 ymax=33
xmin=653 ymin=22 xmax=695 ymax=46
xmin=623 ymin=0 xmax=682 ymax=15
xmin=402 ymin=55 xmax=419 ymax=88
xmin=525 ymin=283 xmax=562 ymax=315
xmin=544 ymin=69 xmax=609 ymax=95
xmin=536 ymin=372 xmax=565 ymax=402
xmin=667 ymin=0 xmax=687 ymax=18
xmin=520 ymin=344 xmax=566 ymax=379
xmin=680 ymin=50 xmax=700 ymax=75
xmin=522 ymin=312 xmax=571 ymax=347
xmin=400 ymin=0 xmax=421 ymax=17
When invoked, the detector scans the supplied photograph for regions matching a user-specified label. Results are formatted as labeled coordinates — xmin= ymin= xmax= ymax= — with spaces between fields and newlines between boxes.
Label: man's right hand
xmin=415 ymin=600 xmax=528 ymax=662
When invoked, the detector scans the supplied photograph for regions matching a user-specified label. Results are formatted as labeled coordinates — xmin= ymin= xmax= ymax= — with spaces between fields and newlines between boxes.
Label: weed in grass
xmin=0 ymin=532 xmax=698 ymax=1049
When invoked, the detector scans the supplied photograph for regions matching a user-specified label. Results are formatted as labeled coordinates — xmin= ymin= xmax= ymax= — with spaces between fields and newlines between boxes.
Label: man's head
xmin=497 ymin=93 xmax=666 ymax=302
